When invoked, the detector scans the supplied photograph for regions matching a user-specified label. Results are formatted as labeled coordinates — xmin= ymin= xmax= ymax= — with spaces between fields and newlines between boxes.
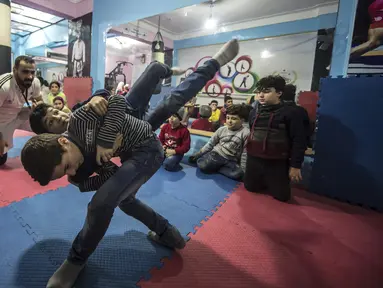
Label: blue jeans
xmin=148 ymin=59 xmax=219 ymax=130
xmin=163 ymin=154 xmax=183 ymax=172
xmin=125 ymin=61 xmax=172 ymax=120
xmin=68 ymin=135 xmax=167 ymax=264
xmin=124 ymin=59 xmax=219 ymax=127
xmin=68 ymin=59 xmax=220 ymax=265
xmin=197 ymin=151 xmax=244 ymax=181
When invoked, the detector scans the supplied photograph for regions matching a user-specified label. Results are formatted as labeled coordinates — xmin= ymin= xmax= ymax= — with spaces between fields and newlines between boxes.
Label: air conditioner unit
xmin=46 ymin=51 xmax=68 ymax=61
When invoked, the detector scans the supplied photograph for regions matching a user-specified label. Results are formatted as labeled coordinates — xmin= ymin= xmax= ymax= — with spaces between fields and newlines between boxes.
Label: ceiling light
xmin=261 ymin=50 xmax=272 ymax=59
xmin=205 ymin=18 xmax=217 ymax=30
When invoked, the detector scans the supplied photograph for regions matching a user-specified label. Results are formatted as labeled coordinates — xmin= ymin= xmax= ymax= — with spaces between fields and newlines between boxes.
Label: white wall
xmin=131 ymin=51 xmax=153 ymax=86
xmin=176 ymin=32 xmax=317 ymax=106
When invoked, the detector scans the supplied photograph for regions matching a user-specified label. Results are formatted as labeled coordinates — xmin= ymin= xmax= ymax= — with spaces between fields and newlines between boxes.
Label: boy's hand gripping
xmin=96 ymin=133 xmax=123 ymax=165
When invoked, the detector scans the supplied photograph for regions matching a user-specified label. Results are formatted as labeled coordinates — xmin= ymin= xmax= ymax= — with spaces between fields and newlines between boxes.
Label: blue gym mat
xmin=7 ymin=136 xmax=31 ymax=159
xmin=311 ymin=76 xmax=383 ymax=210
xmin=0 ymin=164 xmax=237 ymax=288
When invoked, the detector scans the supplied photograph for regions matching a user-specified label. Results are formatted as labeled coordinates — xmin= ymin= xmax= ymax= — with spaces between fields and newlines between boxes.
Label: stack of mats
xmin=311 ymin=75 xmax=383 ymax=211
xmin=0 ymin=130 xmax=239 ymax=288
xmin=139 ymin=184 xmax=383 ymax=288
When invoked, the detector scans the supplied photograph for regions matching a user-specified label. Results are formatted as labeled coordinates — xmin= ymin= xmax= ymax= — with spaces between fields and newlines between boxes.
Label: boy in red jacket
xmin=191 ymin=105 xmax=213 ymax=132
xmin=159 ymin=113 xmax=191 ymax=171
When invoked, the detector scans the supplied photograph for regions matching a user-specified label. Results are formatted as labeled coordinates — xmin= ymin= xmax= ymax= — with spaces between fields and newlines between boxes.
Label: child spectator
xmin=159 ymin=113 xmax=191 ymax=171
xmin=208 ymin=100 xmax=221 ymax=123
xmin=191 ymin=105 xmax=213 ymax=132
xmin=219 ymin=95 xmax=233 ymax=125
xmin=53 ymin=96 xmax=71 ymax=114
xmin=47 ymin=81 xmax=66 ymax=105
xmin=245 ymin=76 xmax=307 ymax=202
xmin=123 ymin=84 xmax=130 ymax=95
xmin=116 ymin=81 xmax=124 ymax=95
xmin=189 ymin=104 xmax=249 ymax=181
xmin=281 ymin=84 xmax=313 ymax=148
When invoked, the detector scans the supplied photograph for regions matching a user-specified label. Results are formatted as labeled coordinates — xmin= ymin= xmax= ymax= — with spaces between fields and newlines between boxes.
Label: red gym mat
xmin=0 ymin=157 xmax=69 ymax=207
xmin=14 ymin=129 xmax=35 ymax=137
xmin=139 ymin=185 xmax=383 ymax=288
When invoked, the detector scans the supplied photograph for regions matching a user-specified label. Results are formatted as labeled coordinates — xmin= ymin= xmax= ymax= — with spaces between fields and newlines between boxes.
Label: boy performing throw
xmin=21 ymin=39 xmax=239 ymax=288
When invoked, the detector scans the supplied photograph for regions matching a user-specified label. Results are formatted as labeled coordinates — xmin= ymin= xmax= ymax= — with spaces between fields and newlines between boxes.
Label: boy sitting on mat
xmin=189 ymin=103 xmax=249 ymax=181
xmin=21 ymin=39 xmax=240 ymax=288
xmin=244 ymin=75 xmax=307 ymax=202
xmin=191 ymin=105 xmax=214 ymax=132
xmin=159 ymin=112 xmax=191 ymax=172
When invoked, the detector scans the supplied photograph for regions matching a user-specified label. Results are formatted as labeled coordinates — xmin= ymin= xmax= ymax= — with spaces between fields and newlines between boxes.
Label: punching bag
xmin=152 ymin=31 xmax=165 ymax=94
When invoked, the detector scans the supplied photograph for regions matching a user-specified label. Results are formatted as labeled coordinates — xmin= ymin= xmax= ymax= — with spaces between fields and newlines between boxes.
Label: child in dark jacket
xmin=281 ymin=84 xmax=314 ymax=148
xmin=159 ymin=113 xmax=191 ymax=171
xmin=245 ymin=76 xmax=307 ymax=202
xmin=191 ymin=105 xmax=213 ymax=132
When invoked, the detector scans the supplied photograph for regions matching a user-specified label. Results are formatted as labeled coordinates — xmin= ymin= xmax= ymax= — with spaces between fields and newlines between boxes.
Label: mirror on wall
xmin=106 ymin=0 xmax=338 ymax=140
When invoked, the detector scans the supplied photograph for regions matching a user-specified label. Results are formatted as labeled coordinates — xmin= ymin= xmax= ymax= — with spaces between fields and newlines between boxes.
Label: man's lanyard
xmin=21 ymin=88 xmax=31 ymax=110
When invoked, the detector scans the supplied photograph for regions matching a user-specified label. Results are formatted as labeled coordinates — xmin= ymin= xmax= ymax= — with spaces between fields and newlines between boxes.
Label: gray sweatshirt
xmin=197 ymin=125 xmax=249 ymax=170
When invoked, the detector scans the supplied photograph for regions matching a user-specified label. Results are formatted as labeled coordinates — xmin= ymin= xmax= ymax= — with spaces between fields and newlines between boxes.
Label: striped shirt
xmin=66 ymin=95 xmax=153 ymax=192
xmin=0 ymin=73 xmax=40 ymax=125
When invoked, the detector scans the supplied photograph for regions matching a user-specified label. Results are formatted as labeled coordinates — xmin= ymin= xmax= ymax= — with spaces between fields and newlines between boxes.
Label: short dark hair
xmin=210 ymin=100 xmax=218 ymax=105
xmin=53 ymin=96 xmax=65 ymax=104
xmin=29 ymin=103 xmax=51 ymax=134
xmin=14 ymin=56 xmax=35 ymax=68
xmin=21 ymin=134 xmax=64 ymax=186
xmin=224 ymin=96 xmax=233 ymax=103
xmin=226 ymin=104 xmax=249 ymax=120
xmin=282 ymin=84 xmax=297 ymax=102
xmin=172 ymin=113 xmax=182 ymax=121
xmin=256 ymin=75 xmax=286 ymax=93
xmin=49 ymin=81 xmax=61 ymax=89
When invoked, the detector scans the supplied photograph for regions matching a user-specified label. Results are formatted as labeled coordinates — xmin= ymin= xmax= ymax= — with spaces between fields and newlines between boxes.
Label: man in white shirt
xmin=71 ymin=34 xmax=86 ymax=77
xmin=0 ymin=55 xmax=42 ymax=165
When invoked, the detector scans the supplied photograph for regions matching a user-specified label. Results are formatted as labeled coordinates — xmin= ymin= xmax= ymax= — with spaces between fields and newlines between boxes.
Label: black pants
xmin=244 ymin=154 xmax=291 ymax=202
xmin=0 ymin=153 xmax=7 ymax=166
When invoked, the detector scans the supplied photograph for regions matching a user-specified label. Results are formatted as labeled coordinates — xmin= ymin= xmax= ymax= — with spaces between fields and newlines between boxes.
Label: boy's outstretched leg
xmin=119 ymin=197 xmax=186 ymax=249
xmin=46 ymin=260 xmax=84 ymax=288
xmin=125 ymin=61 xmax=185 ymax=119
xmin=148 ymin=39 xmax=239 ymax=130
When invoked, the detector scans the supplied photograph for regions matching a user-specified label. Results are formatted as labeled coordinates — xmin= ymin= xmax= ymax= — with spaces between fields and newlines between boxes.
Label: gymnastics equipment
xmin=104 ymin=61 xmax=133 ymax=89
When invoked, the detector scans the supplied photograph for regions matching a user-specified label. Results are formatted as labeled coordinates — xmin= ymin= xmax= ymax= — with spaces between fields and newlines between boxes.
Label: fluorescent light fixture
xmin=205 ymin=18 xmax=217 ymax=30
